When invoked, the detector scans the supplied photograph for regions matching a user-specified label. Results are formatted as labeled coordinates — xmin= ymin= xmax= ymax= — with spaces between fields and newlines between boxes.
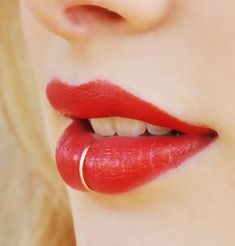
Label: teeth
xmin=89 ymin=117 xmax=173 ymax=136
xmin=146 ymin=123 xmax=171 ymax=136
xmin=113 ymin=117 xmax=146 ymax=136
xmin=89 ymin=117 xmax=115 ymax=136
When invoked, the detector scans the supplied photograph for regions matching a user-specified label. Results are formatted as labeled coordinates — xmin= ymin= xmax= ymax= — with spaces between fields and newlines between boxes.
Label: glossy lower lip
xmin=46 ymin=79 xmax=217 ymax=194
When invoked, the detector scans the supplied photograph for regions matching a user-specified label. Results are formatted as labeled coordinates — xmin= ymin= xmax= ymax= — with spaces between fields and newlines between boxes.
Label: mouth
xmin=46 ymin=79 xmax=217 ymax=194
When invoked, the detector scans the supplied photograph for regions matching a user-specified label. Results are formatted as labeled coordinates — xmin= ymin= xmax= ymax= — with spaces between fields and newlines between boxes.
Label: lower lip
xmin=56 ymin=119 xmax=217 ymax=194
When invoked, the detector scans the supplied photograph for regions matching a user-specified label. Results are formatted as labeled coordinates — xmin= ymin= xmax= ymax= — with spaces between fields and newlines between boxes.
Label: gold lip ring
xmin=79 ymin=145 xmax=93 ymax=192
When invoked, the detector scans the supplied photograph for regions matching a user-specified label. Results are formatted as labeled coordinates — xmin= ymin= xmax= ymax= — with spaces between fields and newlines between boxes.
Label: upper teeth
xmin=89 ymin=117 xmax=172 ymax=137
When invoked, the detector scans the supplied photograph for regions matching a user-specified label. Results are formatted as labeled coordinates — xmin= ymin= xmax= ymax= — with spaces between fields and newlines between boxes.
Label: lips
xmin=46 ymin=79 xmax=217 ymax=194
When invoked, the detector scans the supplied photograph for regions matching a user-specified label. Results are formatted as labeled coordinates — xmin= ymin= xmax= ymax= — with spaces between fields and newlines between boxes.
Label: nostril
xmin=64 ymin=5 xmax=125 ymax=28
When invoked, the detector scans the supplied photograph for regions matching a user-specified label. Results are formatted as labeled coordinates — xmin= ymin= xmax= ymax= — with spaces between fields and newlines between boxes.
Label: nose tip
xmin=26 ymin=0 xmax=172 ymax=40
xmin=117 ymin=0 xmax=172 ymax=33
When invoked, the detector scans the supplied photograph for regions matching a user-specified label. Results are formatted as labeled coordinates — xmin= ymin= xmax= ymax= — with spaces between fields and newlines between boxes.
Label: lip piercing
xmin=79 ymin=145 xmax=93 ymax=192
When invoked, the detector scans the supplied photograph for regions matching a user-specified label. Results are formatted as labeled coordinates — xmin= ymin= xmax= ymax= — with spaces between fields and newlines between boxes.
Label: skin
xmin=20 ymin=0 xmax=235 ymax=245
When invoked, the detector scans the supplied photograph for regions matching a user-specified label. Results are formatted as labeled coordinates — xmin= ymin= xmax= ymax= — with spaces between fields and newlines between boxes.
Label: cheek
xmin=20 ymin=1 xmax=72 ymax=150
xmin=20 ymin=0 xmax=60 ymax=84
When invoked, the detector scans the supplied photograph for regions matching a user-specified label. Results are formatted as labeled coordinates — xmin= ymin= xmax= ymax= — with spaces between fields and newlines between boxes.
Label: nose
xmin=25 ymin=0 xmax=172 ymax=40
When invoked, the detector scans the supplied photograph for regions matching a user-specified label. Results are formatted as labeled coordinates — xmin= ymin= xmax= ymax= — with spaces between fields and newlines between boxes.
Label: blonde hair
xmin=0 ymin=1 xmax=75 ymax=245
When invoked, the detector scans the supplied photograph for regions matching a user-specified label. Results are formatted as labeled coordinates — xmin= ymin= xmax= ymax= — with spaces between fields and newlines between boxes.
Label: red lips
xmin=46 ymin=79 xmax=217 ymax=194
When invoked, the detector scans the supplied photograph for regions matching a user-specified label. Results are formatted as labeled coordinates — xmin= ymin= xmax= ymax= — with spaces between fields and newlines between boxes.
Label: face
xmin=20 ymin=0 xmax=235 ymax=245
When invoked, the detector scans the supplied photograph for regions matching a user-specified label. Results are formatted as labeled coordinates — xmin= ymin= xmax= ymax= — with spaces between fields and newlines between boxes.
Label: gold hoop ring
xmin=79 ymin=145 xmax=93 ymax=192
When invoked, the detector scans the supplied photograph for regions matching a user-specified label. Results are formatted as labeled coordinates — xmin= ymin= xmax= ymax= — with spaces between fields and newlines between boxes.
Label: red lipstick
xmin=46 ymin=79 xmax=217 ymax=194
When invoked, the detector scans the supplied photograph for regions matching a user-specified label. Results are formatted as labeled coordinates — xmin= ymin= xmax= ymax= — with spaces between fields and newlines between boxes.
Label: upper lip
xmin=46 ymin=78 xmax=215 ymax=135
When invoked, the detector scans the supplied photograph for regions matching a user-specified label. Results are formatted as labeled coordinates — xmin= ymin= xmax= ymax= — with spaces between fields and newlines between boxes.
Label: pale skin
xmin=20 ymin=0 xmax=235 ymax=245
